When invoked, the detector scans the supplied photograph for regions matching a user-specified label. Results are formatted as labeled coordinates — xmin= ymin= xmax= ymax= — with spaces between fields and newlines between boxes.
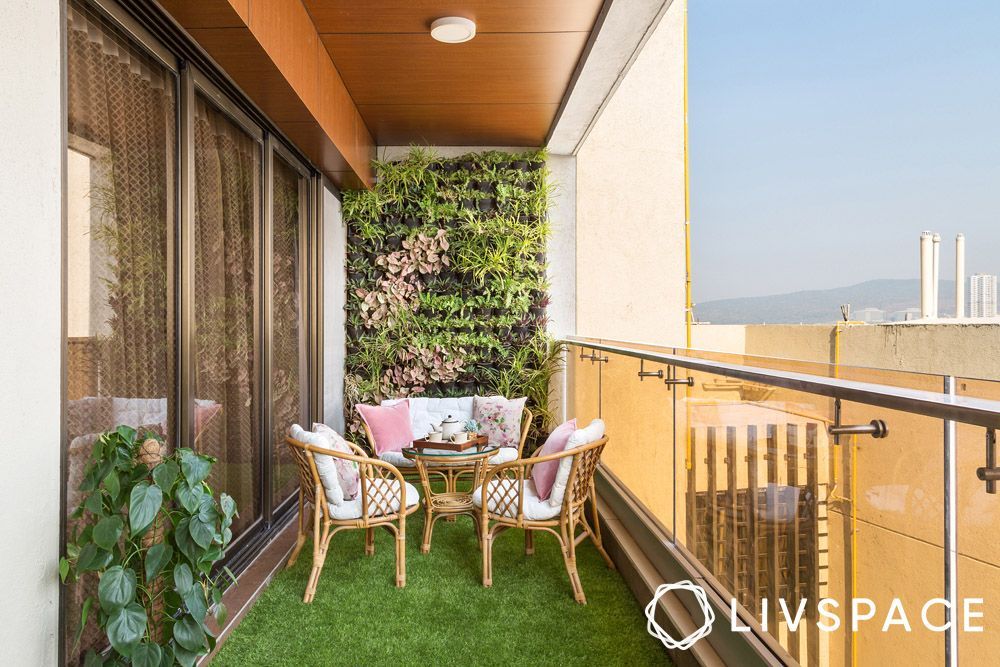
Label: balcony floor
xmin=213 ymin=510 xmax=669 ymax=665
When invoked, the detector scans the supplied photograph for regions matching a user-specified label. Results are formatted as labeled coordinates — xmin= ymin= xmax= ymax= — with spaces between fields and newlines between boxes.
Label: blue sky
xmin=689 ymin=0 xmax=1000 ymax=301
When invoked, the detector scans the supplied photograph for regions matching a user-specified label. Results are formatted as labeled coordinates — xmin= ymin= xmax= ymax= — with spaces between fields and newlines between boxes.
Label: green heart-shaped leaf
xmin=180 ymin=450 xmax=211 ymax=486
xmin=98 ymin=566 xmax=136 ymax=614
xmin=106 ymin=602 xmax=146 ymax=657
xmin=131 ymin=643 xmax=162 ymax=667
xmin=173 ymin=562 xmax=194 ymax=596
xmin=144 ymin=542 xmax=173 ymax=583
xmin=151 ymin=460 xmax=179 ymax=494
xmin=92 ymin=516 xmax=123 ymax=552
xmin=172 ymin=614 xmax=207 ymax=653
xmin=129 ymin=482 xmax=163 ymax=535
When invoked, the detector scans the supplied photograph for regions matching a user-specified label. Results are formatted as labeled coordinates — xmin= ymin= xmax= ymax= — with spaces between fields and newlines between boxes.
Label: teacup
xmin=451 ymin=431 xmax=469 ymax=444
xmin=427 ymin=431 xmax=444 ymax=443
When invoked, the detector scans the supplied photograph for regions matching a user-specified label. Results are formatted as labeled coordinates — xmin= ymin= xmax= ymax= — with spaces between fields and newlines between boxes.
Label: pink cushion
xmin=356 ymin=401 xmax=414 ymax=455
xmin=531 ymin=418 xmax=577 ymax=501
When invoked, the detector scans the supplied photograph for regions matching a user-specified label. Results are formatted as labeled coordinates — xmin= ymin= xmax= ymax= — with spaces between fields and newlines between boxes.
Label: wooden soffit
xmin=160 ymin=0 xmax=375 ymax=188
xmin=303 ymin=0 xmax=605 ymax=146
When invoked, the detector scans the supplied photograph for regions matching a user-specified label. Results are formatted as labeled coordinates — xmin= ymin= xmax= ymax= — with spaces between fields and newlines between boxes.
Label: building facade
xmin=971 ymin=273 xmax=998 ymax=318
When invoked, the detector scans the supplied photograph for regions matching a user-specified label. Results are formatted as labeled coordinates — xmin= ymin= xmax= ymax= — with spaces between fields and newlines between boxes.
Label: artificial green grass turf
xmin=212 ymin=509 xmax=670 ymax=666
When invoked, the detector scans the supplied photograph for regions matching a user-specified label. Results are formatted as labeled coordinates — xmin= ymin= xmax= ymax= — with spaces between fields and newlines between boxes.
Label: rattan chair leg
xmin=396 ymin=529 xmax=406 ymax=588
xmin=365 ymin=527 xmax=375 ymax=556
xmin=304 ymin=521 xmax=331 ymax=604
xmin=482 ymin=528 xmax=493 ymax=587
xmin=560 ymin=519 xmax=586 ymax=604
xmin=588 ymin=483 xmax=615 ymax=569
xmin=524 ymin=529 xmax=535 ymax=555
xmin=421 ymin=509 xmax=434 ymax=554
xmin=287 ymin=494 xmax=309 ymax=569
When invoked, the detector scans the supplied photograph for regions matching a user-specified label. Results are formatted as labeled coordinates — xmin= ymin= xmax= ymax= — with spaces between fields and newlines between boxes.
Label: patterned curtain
xmin=65 ymin=2 xmax=175 ymax=661
xmin=271 ymin=157 xmax=306 ymax=506
xmin=192 ymin=96 xmax=261 ymax=535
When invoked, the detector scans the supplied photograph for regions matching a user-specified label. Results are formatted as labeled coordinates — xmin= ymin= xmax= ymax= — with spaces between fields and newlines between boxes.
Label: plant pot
xmin=511 ymin=160 xmax=528 ymax=172
xmin=460 ymin=160 xmax=475 ymax=171
xmin=347 ymin=234 xmax=363 ymax=246
xmin=530 ymin=306 xmax=545 ymax=318
xmin=404 ymin=216 xmax=420 ymax=229
xmin=443 ymin=162 xmax=459 ymax=174
xmin=478 ymin=181 xmax=495 ymax=195
xmin=528 ymin=161 xmax=544 ymax=172
xmin=428 ymin=162 xmax=442 ymax=172
xmin=387 ymin=236 xmax=403 ymax=250
xmin=347 ymin=271 xmax=364 ymax=282
xmin=496 ymin=161 xmax=510 ymax=170
xmin=384 ymin=214 xmax=401 ymax=225
xmin=524 ymin=181 xmax=537 ymax=192
xmin=477 ymin=198 xmax=495 ymax=212
xmin=534 ymin=251 xmax=546 ymax=264
xmin=461 ymin=198 xmax=476 ymax=211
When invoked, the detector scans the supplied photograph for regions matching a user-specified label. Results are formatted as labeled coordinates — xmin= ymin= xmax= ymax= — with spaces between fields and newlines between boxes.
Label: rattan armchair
xmin=364 ymin=407 xmax=533 ymax=494
xmin=285 ymin=436 xmax=419 ymax=602
xmin=475 ymin=435 xmax=613 ymax=604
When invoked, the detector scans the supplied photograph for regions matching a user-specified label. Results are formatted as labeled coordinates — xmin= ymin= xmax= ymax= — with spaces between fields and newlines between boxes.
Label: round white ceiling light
xmin=430 ymin=17 xmax=476 ymax=44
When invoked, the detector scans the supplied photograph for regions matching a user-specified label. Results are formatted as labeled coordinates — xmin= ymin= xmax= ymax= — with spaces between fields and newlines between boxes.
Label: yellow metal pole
xmin=683 ymin=0 xmax=692 ymax=348
xmin=683 ymin=1 xmax=694 ymax=472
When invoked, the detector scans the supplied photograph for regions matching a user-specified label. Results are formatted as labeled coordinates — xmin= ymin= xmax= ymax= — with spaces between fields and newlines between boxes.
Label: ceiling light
xmin=430 ymin=17 xmax=476 ymax=44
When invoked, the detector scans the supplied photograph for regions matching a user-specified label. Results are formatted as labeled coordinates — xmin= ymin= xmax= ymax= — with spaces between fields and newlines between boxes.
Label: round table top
xmin=401 ymin=445 xmax=498 ymax=461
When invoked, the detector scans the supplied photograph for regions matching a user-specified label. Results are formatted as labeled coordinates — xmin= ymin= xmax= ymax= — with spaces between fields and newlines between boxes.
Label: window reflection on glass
xmin=192 ymin=94 xmax=261 ymax=536
xmin=271 ymin=155 xmax=308 ymax=507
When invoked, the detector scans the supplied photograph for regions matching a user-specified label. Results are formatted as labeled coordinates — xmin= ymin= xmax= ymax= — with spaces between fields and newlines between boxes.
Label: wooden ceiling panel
xmin=358 ymin=103 xmax=558 ymax=146
xmin=322 ymin=32 xmax=589 ymax=105
xmin=158 ymin=0 xmax=248 ymax=28
xmin=303 ymin=0 xmax=604 ymax=34
xmin=187 ymin=28 xmax=315 ymax=123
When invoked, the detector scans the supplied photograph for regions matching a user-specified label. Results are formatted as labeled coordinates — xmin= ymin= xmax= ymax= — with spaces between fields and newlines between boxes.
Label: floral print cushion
xmin=473 ymin=395 xmax=527 ymax=450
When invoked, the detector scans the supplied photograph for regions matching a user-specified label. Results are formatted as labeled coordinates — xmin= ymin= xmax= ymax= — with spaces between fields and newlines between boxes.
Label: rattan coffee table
xmin=402 ymin=445 xmax=497 ymax=554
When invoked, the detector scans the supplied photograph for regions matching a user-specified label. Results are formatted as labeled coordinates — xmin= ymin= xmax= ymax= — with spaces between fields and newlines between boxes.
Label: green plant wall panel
xmin=341 ymin=147 xmax=561 ymax=446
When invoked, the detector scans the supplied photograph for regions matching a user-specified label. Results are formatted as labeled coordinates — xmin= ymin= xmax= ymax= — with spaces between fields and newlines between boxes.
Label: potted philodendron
xmin=60 ymin=426 xmax=238 ymax=666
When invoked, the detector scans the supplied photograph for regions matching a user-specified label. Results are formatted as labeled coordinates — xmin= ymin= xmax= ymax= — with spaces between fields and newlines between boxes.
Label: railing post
xmin=943 ymin=375 xmax=958 ymax=667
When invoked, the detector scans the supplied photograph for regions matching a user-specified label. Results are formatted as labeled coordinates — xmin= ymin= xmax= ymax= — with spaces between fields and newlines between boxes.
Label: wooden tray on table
xmin=410 ymin=434 xmax=489 ymax=452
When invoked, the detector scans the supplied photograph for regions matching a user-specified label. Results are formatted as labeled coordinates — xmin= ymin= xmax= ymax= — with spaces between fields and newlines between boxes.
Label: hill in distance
xmin=695 ymin=278 xmax=956 ymax=325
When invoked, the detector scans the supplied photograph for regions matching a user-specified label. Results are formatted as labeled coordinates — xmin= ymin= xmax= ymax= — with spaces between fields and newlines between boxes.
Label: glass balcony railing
xmin=564 ymin=336 xmax=1000 ymax=666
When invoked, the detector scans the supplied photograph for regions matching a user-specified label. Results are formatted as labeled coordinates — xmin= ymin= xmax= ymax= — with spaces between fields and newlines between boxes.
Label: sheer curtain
xmin=65 ymin=2 xmax=176 ymax=660
xmin=271 ymin=156 xmax=307 ymax=506
xmin=192 ymin=96 xmax=261 ymax=535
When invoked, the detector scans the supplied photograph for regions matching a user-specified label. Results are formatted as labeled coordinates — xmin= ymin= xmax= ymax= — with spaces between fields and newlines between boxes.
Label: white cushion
xmin=289 ymin=424 xmax=344 ymax=506
xmin=382 ymin=396 xmax=474 ymax=439
xmin=549 ymin=418 xmax=605 ymax=508
xmin=472 ymin=479 xmax=560 ymax=521
xmin=328 ymin=480 xmax=420 ymax=520
xmin=378 ymin=450 xmax=415 ymax=468
xmin=379 ymin=446 xmax=518 ymax=468
xmin=112 ymin=397 xmax=167 ymax=430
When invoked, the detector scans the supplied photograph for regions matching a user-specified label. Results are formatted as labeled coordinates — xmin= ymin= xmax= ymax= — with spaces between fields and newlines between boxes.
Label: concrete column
xmin=919 ymin=231 xmax=933 ymax=319
xmin=0 ymin=1 xmax=63 ymax=662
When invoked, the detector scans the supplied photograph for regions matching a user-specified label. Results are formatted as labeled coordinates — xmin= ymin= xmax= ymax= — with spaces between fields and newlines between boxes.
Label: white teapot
xmin=438 ymin=415 xmax=464 ymax=440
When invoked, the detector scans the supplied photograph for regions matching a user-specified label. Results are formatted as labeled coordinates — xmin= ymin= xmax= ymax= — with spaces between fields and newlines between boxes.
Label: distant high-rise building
xmin=855 ymin=307 xmax=885 ymax=323
xmin=970 ymin=273 xmax=998 ymax=318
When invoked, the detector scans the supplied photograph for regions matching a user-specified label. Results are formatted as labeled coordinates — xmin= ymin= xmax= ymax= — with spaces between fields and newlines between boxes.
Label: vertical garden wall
xmin=341 ymin=147 xmax=561 ymax=446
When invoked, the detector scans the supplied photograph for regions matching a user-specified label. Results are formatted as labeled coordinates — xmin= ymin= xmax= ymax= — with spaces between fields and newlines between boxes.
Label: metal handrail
xmin=563 ymin=337 xmax=1000 ymax=429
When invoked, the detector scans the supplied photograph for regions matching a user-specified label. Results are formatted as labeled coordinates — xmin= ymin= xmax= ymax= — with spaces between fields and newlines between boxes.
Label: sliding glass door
xmin=191 ymin=91 xmax=263 ymax=538
xmin=269 ymin=150 xmax=310 ymax=508
xmin=63 ymin=0 xmax=320 ymax=660
xmin=64 ymin=2 xmax=177 ymax=660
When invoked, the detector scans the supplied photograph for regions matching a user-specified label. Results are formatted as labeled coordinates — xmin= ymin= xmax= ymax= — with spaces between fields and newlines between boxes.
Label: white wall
xmin=0 ymin=1 xmax=63 ymax=663
xmin=322 ymin=186 xmax=346 ymax=431
xmin=575 ymin=0 xmax=687 ymax=346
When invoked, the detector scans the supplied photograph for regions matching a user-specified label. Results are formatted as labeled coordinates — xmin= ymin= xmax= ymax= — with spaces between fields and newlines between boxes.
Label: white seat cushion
xmin=472 ymin=478 xmax=560 ymax=521
xmin=379 ymin=446 xmax=517 ymax=468
xmin=382 ymin=396 xmax=474 ymax=439
xmin=328 ymin=480 xmax=420 ymax=520
xmin=378 ymin=450 xmax=415 ymax=468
